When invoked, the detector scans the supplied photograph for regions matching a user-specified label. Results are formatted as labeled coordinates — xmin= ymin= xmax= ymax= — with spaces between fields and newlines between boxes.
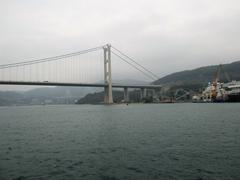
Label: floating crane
xmin=197 ymin=64 xmax=233 ymax=102
xmin=211 ymin=64 xmax=232 ymax=101
xmin=201 ymin=64 xmax=229 ymax=102
xmin=211 ymin=64 xmax=222 ymax=100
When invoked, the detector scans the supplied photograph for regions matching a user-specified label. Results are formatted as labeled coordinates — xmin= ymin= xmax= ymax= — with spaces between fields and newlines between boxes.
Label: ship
xmin=194 ymin=81 xmax=240 ymax=103
xmin=223 ymin=81 xmax=240 ymax=102
xmin=200 ymin=82 xmax=227 ymax=102
xmin=192 ymin=65 xmax=240 ymax=102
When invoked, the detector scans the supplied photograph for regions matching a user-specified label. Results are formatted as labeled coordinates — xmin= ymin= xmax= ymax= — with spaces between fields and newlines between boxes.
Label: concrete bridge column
xmin=152 ymin=89 xmax=159 ymax=102
xmin=140 ymin=88 xmax=144 ymax=100
xmin=141 ymin=88 xmax=147 ymax=98
xmin=124 ymin=87 xmax=129 ymax=102
xmin=152 ymin=89 xmax=156 ymax=98
xmin=140 ymin=88 xmax=147 ymax=101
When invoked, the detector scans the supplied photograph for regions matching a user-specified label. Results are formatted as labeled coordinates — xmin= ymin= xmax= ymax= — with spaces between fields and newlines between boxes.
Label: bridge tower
xmin=103 ymin=44 xmax=113 ymax=104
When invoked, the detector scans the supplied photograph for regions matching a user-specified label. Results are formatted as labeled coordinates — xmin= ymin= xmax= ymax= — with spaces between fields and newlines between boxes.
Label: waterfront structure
xmin=0 ymin=44 xmax=161 ymax=104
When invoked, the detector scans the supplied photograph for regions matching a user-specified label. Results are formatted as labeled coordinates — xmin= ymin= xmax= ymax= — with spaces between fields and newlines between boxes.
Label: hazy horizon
xmin=1 ymin=0 xmax=240 ymax=90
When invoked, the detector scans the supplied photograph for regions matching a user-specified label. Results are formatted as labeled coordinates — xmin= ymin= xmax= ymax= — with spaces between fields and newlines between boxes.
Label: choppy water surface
xmin=0 ymin=104 xmax=239 ymax=180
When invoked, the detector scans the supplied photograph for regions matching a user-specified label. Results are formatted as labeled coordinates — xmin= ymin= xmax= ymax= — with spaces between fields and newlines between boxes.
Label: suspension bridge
xmin=0 ymin=44 xmax=161 ymax=104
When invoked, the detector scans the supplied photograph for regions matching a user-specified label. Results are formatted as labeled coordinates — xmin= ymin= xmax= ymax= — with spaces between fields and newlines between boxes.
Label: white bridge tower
xmin=103 ymin=44 xmax=113 ymax=104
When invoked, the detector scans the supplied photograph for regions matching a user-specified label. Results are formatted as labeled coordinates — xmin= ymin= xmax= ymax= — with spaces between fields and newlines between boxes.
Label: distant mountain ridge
xmin=154 ymin=61 xmax=240 ymax=86
xmin=0 ymin=79 xmax=146 ymax=105
xmin=0 ymin=86 xmax=100 ymax=106
xmin=1 ymin=61 xmax=240 ymax=105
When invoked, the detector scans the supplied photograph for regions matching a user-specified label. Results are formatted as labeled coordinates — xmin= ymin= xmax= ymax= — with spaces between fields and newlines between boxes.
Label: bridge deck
xmin=0 ymin=81 xmax=161 ymax=89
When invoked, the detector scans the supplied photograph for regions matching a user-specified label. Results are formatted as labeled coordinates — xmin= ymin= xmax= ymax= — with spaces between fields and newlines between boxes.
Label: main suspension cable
xmin=112 ymin=50 xmax=157 ymax=81
xmin=111 ymin=46 xmax=159 ymax=79
xmin=0 ymin=46 xmax=103 ymax=69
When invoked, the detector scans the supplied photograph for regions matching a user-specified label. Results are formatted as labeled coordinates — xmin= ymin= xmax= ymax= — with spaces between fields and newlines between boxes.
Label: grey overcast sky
xmin=0 ymin=0 xmax=240 ymax=90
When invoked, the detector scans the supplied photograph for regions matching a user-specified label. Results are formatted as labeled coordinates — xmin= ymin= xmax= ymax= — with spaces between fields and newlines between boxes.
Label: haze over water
xmin=0 ymin=104 xmax=239 ymax=180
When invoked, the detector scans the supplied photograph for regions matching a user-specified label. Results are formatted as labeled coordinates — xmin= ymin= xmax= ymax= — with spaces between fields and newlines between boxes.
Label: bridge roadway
xmin=0 ymin=81 xmax=162 ymax=89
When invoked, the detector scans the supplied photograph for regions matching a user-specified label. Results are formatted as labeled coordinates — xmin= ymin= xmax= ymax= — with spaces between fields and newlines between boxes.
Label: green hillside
xmin=154 ymin=61 xmax=240 ymax=87
xmin=76 ymin=61 xmax=240 ymax=104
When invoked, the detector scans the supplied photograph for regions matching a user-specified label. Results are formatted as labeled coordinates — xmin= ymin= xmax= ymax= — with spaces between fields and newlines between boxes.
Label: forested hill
xmin=154 ymin=61 xmax=240 ymax=86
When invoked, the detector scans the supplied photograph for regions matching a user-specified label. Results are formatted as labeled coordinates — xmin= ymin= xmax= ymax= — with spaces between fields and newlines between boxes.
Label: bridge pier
xmin=140 ymin=88 xmax=147 ymax=100
xmin=104 ymin=44 xmax=113 ymax=104
xmin=152 ymin=89 xmax=156 ymax=98
xmin=124 ymin=87 xmax=129 ymax=102
xmin=104 ymin=86 xmax=113 ymax=104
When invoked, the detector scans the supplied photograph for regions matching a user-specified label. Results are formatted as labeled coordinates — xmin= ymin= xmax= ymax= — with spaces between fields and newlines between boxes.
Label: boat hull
xmin=226 ymin=93 xmax=240 ymax=102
